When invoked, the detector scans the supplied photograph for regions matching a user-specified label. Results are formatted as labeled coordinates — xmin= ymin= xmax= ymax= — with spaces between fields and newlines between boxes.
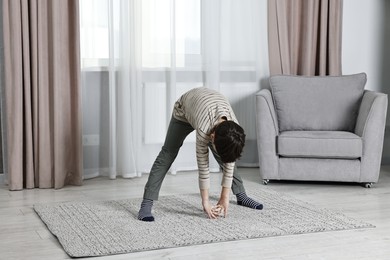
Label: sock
xmin=138 ymin=199 xmax=155 ymax=221
xmin=236 ymin=192 xmax=263 ymax=210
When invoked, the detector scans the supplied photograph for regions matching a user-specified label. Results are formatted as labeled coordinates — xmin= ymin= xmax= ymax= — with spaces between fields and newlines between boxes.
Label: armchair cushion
xmin=269 ymin=73 xmax=367 ymax=132
xmin=277 ymin=131 xmax=362 ymax=159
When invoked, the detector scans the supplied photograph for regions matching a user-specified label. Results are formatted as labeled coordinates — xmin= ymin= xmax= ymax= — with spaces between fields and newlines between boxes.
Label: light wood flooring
xmin=1 ymin=167 xmax=390 ymax=260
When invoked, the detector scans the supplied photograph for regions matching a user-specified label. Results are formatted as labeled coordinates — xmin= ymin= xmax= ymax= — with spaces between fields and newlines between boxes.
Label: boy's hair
xmin=213 ymin=121 xmax=246 ymax=163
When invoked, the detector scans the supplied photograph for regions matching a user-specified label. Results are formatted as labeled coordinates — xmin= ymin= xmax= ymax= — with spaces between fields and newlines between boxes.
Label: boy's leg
xmin=138 ymin=117 xmax=194 ymax=221
xmin=143 ymin=117 xmax=194 ymax=200
xmin=209 ymin=146 xmax=263 ymax=210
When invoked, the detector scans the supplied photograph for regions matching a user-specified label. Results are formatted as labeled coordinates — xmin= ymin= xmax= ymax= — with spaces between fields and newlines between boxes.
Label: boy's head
xmin=213 ymin=121 xmax=246 ymax=163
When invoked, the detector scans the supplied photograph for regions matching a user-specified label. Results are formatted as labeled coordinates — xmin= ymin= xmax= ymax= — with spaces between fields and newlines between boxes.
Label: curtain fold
xmin=268 ymin=0 xmax=343 ymax=76
xmin=2 ymin=0 xmax=83 ymax=190
xmin=111 ymin=0 xmax=142 ymax=179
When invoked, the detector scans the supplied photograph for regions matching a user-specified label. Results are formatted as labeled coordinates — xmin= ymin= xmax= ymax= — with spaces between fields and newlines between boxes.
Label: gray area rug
xmin=34 ymin=188 xmax=374 ymax=258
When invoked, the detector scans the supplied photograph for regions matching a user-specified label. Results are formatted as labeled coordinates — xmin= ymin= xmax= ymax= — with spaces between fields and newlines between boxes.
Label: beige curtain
xmin=2 ymin=0 xmax=83 ymax=190
xmin=268 ymin=0 xmax=343 ymax=76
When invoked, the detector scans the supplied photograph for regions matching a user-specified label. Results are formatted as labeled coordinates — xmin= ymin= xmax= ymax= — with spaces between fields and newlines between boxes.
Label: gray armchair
xmin=255 ymin=73 xmax=388 ymax=187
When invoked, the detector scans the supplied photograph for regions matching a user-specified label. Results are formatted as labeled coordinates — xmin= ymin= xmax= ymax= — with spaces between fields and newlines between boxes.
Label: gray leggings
xmin=143 ymin=117 xmax=246 ymax=200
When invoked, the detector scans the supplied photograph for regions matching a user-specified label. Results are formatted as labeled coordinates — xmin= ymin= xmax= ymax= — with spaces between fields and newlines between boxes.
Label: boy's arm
xmin=196 ymin=133 xmax=210 ymax=190
xmin=218 ymin=162 xmax=234 ymax=217
xmin=196 ymin=132 xmax=217 ymax=218
xmin=217 ymin=186 xmax=230 ymax=217
xmin=221 ymin=162 xmax=234 ymax=188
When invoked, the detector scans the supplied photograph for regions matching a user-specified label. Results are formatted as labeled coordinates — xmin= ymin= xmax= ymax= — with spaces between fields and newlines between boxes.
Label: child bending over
xmin=138 ymin=87 xmax=263 ymax=221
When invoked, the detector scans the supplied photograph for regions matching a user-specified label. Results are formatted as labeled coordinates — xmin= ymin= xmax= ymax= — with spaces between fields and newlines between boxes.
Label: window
xmin=80 ymin=0 xmax=201 ymax=70
xmin=80 ymin=0 xmax=110 ymax=68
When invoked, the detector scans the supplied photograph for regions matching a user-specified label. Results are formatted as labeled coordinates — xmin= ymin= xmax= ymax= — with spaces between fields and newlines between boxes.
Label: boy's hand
xmin=217 ymin=197 xmax=229 ymax=217
xmin=202 ymin=200 xmax=217 ymax=219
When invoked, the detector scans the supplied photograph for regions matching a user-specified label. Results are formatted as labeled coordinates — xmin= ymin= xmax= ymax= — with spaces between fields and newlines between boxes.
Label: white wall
xmin=342 ymin=0 xmax=390 ymax=163
xmin=342 ymin=0 xmax=383 ymax=91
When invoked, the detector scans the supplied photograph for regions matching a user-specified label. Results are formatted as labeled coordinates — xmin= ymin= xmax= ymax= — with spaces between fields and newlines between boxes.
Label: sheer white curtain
xmin=80 ymin=0 xmax=269 ymax=179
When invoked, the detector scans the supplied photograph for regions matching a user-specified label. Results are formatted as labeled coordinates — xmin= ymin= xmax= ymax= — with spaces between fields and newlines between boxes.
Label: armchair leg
xmin=363 ymin=182 xmax=373 ymax=188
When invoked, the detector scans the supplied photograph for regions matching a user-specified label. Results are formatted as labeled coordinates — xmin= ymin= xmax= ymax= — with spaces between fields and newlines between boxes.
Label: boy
xmin=138 ymin=87 xmax=263 ymax=221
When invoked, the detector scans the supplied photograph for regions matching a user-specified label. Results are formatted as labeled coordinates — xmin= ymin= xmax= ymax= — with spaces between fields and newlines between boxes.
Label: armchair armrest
xmin=355 ymin=90 xmax=388 ymax=182
xmin=255 ymin=89 xmax=279 ymax=179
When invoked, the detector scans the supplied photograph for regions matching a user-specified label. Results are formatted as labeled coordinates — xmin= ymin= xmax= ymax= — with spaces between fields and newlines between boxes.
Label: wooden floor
xmin=1 ymin=167 xmax=390 ymax=260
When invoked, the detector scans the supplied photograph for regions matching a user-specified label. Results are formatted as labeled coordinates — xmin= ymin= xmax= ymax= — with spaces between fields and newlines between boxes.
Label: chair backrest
xmin=269 ymin=73 xmax=367 ymax=132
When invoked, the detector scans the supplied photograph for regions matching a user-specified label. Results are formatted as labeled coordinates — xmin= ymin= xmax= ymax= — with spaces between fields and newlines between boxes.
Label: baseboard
xmin=83 ymin=168 xmax=143 ymax=179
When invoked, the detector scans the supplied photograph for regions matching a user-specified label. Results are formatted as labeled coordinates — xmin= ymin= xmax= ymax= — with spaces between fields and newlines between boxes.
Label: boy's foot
xmin=138 ymin=199 xmax=155 ymax=221
xmin=236 ymin=192 xmax=263 ymax=210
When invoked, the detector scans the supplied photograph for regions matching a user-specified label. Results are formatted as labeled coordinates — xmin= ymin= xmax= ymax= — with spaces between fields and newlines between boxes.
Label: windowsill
xmin=81 ymin=66 xmax=257 ymax=72
xmin=81 ymin=68 xmax=259 ymax=83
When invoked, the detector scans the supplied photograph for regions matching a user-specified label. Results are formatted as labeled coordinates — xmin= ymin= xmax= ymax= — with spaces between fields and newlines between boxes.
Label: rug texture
xmin=34 ymin=188 xmax=374 ymax=258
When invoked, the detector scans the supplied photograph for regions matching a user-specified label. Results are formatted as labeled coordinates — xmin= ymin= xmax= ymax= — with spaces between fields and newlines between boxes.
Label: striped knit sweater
xmin=172 ymin=87 xmax=238 ymax=190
